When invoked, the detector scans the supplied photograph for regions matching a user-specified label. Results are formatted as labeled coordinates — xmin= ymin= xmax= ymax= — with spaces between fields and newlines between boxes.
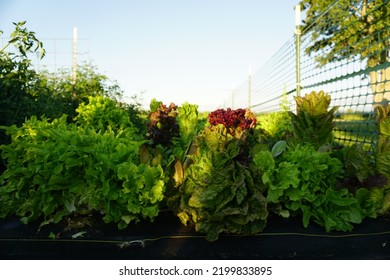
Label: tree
xmin=38 ymin=64 xmax=125 ymax=120
xmin=300 ymin=0 xmax=390 ymax=106
xmin=0 ymin=21 xmax=46 ymax=173
xmin=0 ymin=21 xmax=46 ymax=127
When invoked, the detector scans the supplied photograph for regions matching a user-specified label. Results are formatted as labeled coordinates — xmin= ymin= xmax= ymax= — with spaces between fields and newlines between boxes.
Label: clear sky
xmin=0 ymin=0 xmax=299 ymax=111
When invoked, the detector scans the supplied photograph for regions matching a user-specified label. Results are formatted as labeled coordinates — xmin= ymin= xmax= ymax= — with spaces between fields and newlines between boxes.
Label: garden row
xmin=1 ymin=22 xmax=390 ymax=242
xmin=1 ymin=91 xmax=390 ymax=241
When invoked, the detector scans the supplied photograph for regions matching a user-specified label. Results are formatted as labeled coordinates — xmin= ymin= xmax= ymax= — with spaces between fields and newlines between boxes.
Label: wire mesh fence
xmin=227 ymin=37 xmax=296 ymax=113
xmin=227 ymin=0 xmax=390 ymax=150
xmin=0 ymin=36 xmax=90 ymax=73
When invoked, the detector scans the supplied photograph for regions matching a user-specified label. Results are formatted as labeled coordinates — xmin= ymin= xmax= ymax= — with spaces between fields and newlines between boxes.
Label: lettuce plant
xmin=177 ymin=124 xmax=268 ymax=241
xmin=257 ymin=111 xmax=292 ymax=140
xmin=74 ymin=95 xmax=141 ymax=137
xmin=208 ymin=108 xmax=257 ymax=136
xmin=377 ymin=106 xmax=390 ymax=177
xmin=371 ymin=104 xmax=390 ymax=214
xmin=254 ymin=144 xmax=366 ymax=232
xmin=288 ymin=91 xmax=338 ymax=149
xmin=0 ymin=116 xmax=166 ymax=230
xmin=146 ymin=102 xmax=179 ymax=147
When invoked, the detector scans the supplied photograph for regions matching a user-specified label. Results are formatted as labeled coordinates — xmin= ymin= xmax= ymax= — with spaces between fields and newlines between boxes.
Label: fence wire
xmin=0 ymin=37 xmax=91 ymax=73
xmin=227 ymin=37 xmax=296 ymax=113
xmin=228 ymin=0 xmax=390 ymax=149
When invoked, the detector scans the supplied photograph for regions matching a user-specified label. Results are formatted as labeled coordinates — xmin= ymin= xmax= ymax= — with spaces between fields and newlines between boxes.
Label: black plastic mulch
xmin=1 ymin=213 xmax=390 ymax=260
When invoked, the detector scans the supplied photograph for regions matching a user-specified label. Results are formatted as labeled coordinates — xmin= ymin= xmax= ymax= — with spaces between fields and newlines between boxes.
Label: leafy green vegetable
xmin=254 ymin=144 xmax=367 ymax=232
xmin=172 ymin=102 xmax=201 ymax=163
xmin=339 ymin=144 xmax=374 ymax=183
xmin=149 ymin=98 xmax=163 ymax=112
xmin=167 ymin=103 xmax=201 ymax=187
xmin=146 ymin=102 xmax=179 ymax=147
xmin=288 ymin=91 xmax=338 ymax=149
xmin=371 ymin=104 xmax=390 ymax=215
xmin=271 ymin=140 xmax=287 ymax=158
xmin=178 ymin=125 xmax=268 ymax=241
xmin=377 ymin=113 xmax=390 ymax=178
xmin=74 ymin=95 xmax=140 ymax=137
xmin=355 ymin=188 xmax=381 ymax=218
xmin=0 ymin=115 xmax=166 ymax=229
xmin=257 ymin=111 xmax=292 ymax=141
xmin=177 ymin=103 xmax=200 ymax=140
xmin=208 ymin=108 xmax=257 ymax=137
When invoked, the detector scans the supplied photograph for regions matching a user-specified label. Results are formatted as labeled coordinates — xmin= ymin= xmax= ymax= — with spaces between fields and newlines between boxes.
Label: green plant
xmin=149 ymin=98 xmax=163 ymax=112
xmin=288 ymin=91 xmax=338 ymax=149
xmin=176 ymin=103 xmax=200 ymax=145
xmin=0 ymin=22 xmax=133 ymax=149
xmin=355 ymin=187 xmax=389 ymax=218
xmin=1 ymin=21 xmax=46 ymax=143
xmin=254 ymin=143 xmax=366 ymax=232
xmin=370 ymin=104 xmax=390 ymax=215
xmin=41 ymin=64 xmax=127 ymax=120
xmin=207 ymin=108 xmax=257 ymax=137
xmin=177 ymin=124 xmax=268 ymax=242
xmin=74 ymin=95 xmax=141 ymax=137
xmin=301 ymin=0 xmax=390 ymax=105
xmin=257 ymin=111 xmax=291 ymax=140
xmin=377 ymin=105 xmax=390 ymax=178
xmin=0 ymin=21 xmax=45 ymax=58
xmin=0 ymin=116 xmax=166 ymax=229
xmin=339 ymin=144 xmax=374 ymax=184
xmin=169 ymin=103 xmax=201 ymax=186
xmin=146 ymin=102 xmax=179 ymax=147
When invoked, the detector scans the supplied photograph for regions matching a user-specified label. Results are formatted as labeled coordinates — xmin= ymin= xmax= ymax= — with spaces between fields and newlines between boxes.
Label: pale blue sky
xmin=0 ymin=0 xmax=299 ymax=111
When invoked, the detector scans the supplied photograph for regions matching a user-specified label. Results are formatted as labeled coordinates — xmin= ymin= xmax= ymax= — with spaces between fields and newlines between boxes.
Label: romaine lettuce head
xmin=178 ymin=125 xmax=268 ymax=241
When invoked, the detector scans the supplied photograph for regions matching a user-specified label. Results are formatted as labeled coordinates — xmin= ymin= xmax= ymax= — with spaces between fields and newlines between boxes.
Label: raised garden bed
xmin=2 ymin=94 xmax=390 ymax=260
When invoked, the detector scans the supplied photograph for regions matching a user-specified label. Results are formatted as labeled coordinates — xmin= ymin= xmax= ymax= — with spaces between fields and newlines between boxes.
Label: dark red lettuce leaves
xmin=146 ymin=102 xmax=179 ymax=147
xmin=208 ymin=108 xmax=257 ymax=135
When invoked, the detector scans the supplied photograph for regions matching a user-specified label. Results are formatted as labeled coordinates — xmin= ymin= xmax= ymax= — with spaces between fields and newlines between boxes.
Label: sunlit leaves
xmin=178 ymin=125 xmax=268 ymax=241
xmin=208 ymin=108 xmax=257 ymax=136
xmin=301 ymin=0 xmax=390 ymax=65
xmin=288 ymin=91 xmax=338 ymax=149
xmin=0 ymin=115 xmax=166 ymax=229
